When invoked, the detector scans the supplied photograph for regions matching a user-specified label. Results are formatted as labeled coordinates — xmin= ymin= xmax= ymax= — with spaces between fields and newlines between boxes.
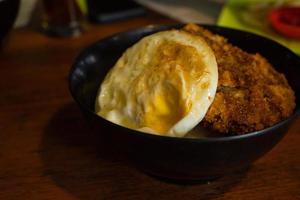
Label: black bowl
xmin=0 ymin=0 xmax=20 ymax=45
xmin=69 ymin=24 xmax=300 ymax=180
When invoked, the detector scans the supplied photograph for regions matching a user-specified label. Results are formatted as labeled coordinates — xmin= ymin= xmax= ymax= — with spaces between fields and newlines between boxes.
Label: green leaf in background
xmin=76 ymin=0 xmax=88 ymax=14
xmin=217 ymin=0 xmax=300 ymax=55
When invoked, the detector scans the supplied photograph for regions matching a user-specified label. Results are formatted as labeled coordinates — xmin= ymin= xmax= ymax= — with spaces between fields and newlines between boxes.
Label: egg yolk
xmin=131 ymin=41 xmax=205 ymax=134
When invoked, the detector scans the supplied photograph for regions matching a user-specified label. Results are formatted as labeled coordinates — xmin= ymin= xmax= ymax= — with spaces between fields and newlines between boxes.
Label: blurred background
xmin=1 ymin=0 xmax=300 ymax=53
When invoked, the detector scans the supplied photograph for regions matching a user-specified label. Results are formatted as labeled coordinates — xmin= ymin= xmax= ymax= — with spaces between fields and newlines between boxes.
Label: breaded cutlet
xmin=183 ymin=24 xmax=296 ymax=135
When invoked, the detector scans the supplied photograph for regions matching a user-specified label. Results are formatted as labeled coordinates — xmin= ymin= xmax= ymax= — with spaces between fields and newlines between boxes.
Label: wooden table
xmin=1 ymin=13 xmax=300 ymax=200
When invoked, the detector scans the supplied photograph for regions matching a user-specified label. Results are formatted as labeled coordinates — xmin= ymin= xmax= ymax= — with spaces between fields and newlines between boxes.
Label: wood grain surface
xmin=0 ymin=12 xmax=300 ymax=200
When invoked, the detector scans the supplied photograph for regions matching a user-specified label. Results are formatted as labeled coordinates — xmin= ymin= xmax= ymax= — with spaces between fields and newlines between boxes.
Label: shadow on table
xmin=41 ymin=103 xmax=248 ymax=200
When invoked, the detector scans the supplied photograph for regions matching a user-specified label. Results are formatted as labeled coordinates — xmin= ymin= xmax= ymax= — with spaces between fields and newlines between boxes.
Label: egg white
xmin=96 ymin=30 xmax=218 ymax=137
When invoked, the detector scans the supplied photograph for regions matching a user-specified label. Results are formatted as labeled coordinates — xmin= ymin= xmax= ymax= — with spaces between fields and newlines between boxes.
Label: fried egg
xmin=95 ymin=30 xmax=218 ymax=137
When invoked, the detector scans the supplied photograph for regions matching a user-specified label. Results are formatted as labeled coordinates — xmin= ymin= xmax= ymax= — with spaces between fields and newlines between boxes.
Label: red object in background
xmin=269 ymin=6 xmax=300 ymax=40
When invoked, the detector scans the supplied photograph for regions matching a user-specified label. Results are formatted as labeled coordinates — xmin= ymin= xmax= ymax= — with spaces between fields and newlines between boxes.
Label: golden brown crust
xmin=182 ymin=24 xmax=296 ymax=135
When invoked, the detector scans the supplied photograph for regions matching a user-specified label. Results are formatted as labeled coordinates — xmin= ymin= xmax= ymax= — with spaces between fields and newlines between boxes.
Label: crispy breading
xmin=183 ymin=24 xmax=296 ymax=135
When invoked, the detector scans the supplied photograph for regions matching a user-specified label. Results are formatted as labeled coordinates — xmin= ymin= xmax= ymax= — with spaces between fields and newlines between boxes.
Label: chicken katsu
xmin=183 ymin=24 xmax=296 ymax=135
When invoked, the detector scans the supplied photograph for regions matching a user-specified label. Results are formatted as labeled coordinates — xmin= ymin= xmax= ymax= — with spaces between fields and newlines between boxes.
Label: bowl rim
xmin=69 ymin=23 xmax=300 ymax=142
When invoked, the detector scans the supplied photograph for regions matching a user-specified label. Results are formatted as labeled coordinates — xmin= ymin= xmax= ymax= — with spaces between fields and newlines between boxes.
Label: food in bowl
xmin=69 ymin=24 xmax=300 ymax=180
xmin=95 ymin=23 xmax=296 ymax=137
